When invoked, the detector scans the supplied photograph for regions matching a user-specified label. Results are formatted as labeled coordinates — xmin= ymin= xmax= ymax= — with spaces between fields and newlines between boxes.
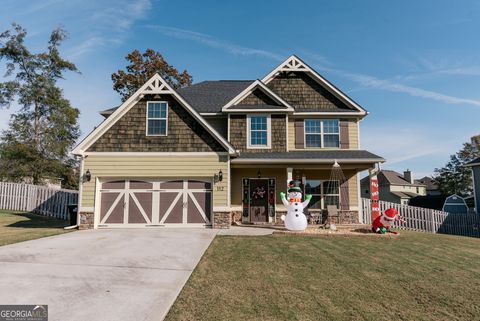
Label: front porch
xmin=230 ymin=163 xmax=369 ymax=225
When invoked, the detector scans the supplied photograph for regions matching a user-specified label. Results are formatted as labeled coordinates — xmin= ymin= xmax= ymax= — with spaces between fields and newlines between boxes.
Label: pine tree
xmin=0 ymin=23 xmax=80 ymax=187
xmin=434 ymin=135 xmax=480 ymax=196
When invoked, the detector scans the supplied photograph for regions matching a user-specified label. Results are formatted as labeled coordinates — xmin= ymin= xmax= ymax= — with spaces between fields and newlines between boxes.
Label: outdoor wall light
xmin=83 ymin=170 xmax=91 ymax=183
xmin=257 ymin=170 xmax=262 ymax=178
xmin=214 ymin=170 xmax=223 ymax=183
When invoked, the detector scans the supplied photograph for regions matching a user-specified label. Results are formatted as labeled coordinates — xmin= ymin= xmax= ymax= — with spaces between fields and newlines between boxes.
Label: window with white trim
xmin=304 ymin=180 xmax=340 ymax=209
xmin=304 ymin=119 xmax=339 ymax=148
xmin=147 ymin=102 xmax=168 ymax=136
xmin=247 ymin=115 xmax=270 ymax=148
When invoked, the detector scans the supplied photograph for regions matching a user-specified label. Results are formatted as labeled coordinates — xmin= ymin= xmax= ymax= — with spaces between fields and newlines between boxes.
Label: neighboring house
xmin=73 ymin=55 xmax=384 ymax=229
xmin=361 ymin=169 xmax=426 ymax=205
xmin=466 ymin=157 xmax=480 ymax=214
xmin=415 ymin=176 xmax=441 ymax=196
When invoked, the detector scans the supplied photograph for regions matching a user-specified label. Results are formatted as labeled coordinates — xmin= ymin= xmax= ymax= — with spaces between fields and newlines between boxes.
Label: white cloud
xmin=67 ymin=0 xmax=152 ymax=58
xmin=147 ymin=25 xmax=284 ymax=61
xmin=336 ymin=71 xmax=480 ymax=107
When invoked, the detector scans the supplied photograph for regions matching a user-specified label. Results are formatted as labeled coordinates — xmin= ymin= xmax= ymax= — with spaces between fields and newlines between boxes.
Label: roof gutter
xmin=230 ymin=158 xmax=385 ymax=164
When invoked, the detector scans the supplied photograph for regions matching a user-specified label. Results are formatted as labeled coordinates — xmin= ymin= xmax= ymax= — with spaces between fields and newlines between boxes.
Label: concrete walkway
xmin=0 ymin=228 xmax=217 ymax=321
xmin=218 ymin=226 xmax=276 ymax=236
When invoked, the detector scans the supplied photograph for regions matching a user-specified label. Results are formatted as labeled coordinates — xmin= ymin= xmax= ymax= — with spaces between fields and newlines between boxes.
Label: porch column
xmin=287 ymin=167 xmax=293 ymax=185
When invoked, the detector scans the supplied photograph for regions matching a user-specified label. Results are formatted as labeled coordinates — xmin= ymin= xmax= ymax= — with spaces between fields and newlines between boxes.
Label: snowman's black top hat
xmin=287 ymin=180 xmax=302 ymax=193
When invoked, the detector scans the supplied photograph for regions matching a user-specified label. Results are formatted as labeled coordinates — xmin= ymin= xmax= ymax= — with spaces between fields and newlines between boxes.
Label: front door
xmin=249 ymin=179 xmax=269 ymax=222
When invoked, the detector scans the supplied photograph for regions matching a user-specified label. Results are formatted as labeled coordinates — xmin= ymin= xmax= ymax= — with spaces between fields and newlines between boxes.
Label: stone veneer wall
xmin=79 ymin=212 xmax=94 ymax=229
xmin=213 ymin=211 xmax=231 ymax=229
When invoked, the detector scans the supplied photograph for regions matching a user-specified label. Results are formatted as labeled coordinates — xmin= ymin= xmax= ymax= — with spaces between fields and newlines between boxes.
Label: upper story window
xmin=247 ymin=115 xmax=271 ymax=148
xmin=304 ymin=119 xmax=339 ymax=148
xmin=147 ymin=102 xmax=168 ymax=136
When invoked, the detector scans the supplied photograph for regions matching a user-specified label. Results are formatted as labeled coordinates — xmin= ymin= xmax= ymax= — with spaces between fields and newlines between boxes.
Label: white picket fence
xmin=0 ymin=182 xmax=78 ymax=220
xmin=361 ymin=198 xmax=480 ymax=237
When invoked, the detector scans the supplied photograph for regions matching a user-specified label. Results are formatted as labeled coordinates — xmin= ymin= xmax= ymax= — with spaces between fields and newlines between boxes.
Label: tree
xmin=111 ymin=49 xmax=193 ymax=101
xmin=0 ymin=23 xmax=80 ymax=188
xmin=434 ymin=135 xmax=480 ymax=196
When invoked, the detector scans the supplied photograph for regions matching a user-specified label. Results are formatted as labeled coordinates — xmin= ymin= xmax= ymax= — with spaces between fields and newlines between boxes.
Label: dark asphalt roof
xmin=99 ymin=106 xmax=120 ymax=117
xmin=177 ymin=80 xmax=254 ymax=113
xmin=294 ymin=108 xmax=359 ymax=113
xmin=225 ymin=104 xmax=288 ymax=110
xmin=232 ymin=150 xmax=384 ymax=162
xmin=415 ymin=176 xmax=438 ymax=190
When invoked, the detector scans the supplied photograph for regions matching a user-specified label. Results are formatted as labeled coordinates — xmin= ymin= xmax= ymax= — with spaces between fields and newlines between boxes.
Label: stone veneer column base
xmin=327 ymin=211 xmax=359 ymax=224
xmin=213 ymin=211 xmax=231 ymax=229
xmin=79 ymin=212 xmax=94 ymax=229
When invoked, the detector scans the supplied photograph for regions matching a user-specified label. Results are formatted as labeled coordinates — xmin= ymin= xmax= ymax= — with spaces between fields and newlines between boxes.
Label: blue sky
xmin=1 ymin=0 xmax=479 ymax=178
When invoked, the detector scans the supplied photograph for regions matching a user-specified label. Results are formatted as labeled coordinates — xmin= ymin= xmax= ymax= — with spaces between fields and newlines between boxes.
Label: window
xmin=304 ymin=119 xmax=339 ymax=148
xmin=304 ymin=180 xmax=340 ymax=209
xmin=247 ymin=115 xmax=270 ymax=148
xmin=305 ymin=120 xmax=321 ymax=148
xmin=147 ymin=102 xmax=167 ymax=136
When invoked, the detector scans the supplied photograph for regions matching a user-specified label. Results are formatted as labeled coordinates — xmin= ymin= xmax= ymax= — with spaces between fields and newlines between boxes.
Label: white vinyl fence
xmin=0 ymin=182 xmax=78 ymax=220
xmin=361 ymin=198 xmax=480 ymax=238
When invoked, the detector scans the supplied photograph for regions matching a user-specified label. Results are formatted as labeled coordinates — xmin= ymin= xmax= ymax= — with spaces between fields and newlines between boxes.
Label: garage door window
xmin=147 ymin=101 xmax=168 ymax=136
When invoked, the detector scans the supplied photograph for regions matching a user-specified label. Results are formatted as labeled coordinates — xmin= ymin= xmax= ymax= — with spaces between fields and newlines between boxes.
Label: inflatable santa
xmin=372 ymin=208 xmax=402 ymax=234
xmin=280 ymin=180 xmax=312 ymax=231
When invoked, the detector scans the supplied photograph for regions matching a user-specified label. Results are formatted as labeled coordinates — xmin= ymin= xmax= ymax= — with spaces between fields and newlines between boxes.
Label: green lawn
xmin=166 ymin=231 xmax=480 ymax=321
xmin=0 ymin=210 xmax=71 ymax=246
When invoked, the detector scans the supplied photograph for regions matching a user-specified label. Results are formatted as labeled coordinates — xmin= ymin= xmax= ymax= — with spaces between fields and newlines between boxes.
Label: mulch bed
xmin=273 ymin=226 xmax=400 ymax=237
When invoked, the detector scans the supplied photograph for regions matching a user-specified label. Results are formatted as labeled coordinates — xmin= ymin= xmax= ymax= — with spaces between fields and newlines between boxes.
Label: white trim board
xmin=73 ymin=74 xmax=236 ymax=155
xmin=262 ymin=55 xmax=367 ymax=115
xmin=222 ymin=80 xmax=294 ymax=112
xmin=246 ymin=114 xmax=272 ymax=149
xmin=83 ymin=152 xmax=229 ymax=156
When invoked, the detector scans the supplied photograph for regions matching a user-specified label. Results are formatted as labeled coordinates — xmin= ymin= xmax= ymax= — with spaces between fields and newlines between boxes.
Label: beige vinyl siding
xmin=288 ymin=118 xmax=359 ymax=150
xmin=288 ymin=118 xmax=295 ymax=150
xmin=348 ymin=172 xmax=358 ymax=209
xmin=81 ymin=154 xmax=228 ymax=209
xmin=348 ymin=120 xmax=359 ymax=149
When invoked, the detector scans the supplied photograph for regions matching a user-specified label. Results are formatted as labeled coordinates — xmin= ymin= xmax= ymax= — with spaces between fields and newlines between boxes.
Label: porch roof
xmin=231 ymin=150 xmax=385 ymax=164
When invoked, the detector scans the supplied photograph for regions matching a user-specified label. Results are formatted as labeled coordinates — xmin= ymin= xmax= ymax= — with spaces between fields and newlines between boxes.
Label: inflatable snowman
xmin=280 ymin=180 xmax=312 ymax=231
xmin=372 ymin=208 xmax=403 ymax=234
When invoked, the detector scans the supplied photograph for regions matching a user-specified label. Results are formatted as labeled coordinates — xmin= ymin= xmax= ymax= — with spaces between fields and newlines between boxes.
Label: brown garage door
xmin=98 ymin=179 xmax=212 ymax=227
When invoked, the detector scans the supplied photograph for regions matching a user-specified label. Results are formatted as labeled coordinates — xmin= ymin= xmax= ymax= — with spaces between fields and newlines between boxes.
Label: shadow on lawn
xmin=6 ymin=212 xmax=69 ymax=229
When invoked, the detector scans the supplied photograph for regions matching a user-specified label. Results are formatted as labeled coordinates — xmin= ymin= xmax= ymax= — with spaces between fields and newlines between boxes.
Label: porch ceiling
xmin=230 ymin=150 xmax=384 ymax=167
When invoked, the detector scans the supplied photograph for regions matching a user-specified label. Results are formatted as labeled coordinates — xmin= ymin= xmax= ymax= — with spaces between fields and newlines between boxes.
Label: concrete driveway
xmin=0 ymin=228 xmax=217 ymax=321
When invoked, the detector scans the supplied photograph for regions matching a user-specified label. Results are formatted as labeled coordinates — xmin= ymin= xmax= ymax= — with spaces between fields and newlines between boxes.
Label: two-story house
xmin=361 ymin=169 xmax=426 ymax=205
xmin=73 ymin=55 xmax=384 ymax=229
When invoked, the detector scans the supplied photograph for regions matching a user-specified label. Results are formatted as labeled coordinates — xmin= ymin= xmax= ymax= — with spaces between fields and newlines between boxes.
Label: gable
xmin=266 ymin=71 xmax=354 ymax=111
xmin=73 ymin=73 xmax=236 ymax=155
xmin=262 ymin=55 xmax=367 ymax=114
xmin=222 ymin=80 xmax=293 ymax=112
xmin=235 ymin=88 xmax=282 ymax=106
xmin=87 ymin=95 xmax=225 ymax=152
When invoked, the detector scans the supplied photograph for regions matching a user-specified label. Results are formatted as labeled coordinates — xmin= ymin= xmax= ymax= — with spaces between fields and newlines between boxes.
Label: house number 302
xmin=215 ymin=186 xmax=225 ymax=191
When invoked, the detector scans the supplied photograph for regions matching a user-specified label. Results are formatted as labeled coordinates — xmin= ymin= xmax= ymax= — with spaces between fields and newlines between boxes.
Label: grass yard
xmin=0 ymin=210 xmax=70 ymax=246
xmin=166 ymin=231 xmax=480 ymax=321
